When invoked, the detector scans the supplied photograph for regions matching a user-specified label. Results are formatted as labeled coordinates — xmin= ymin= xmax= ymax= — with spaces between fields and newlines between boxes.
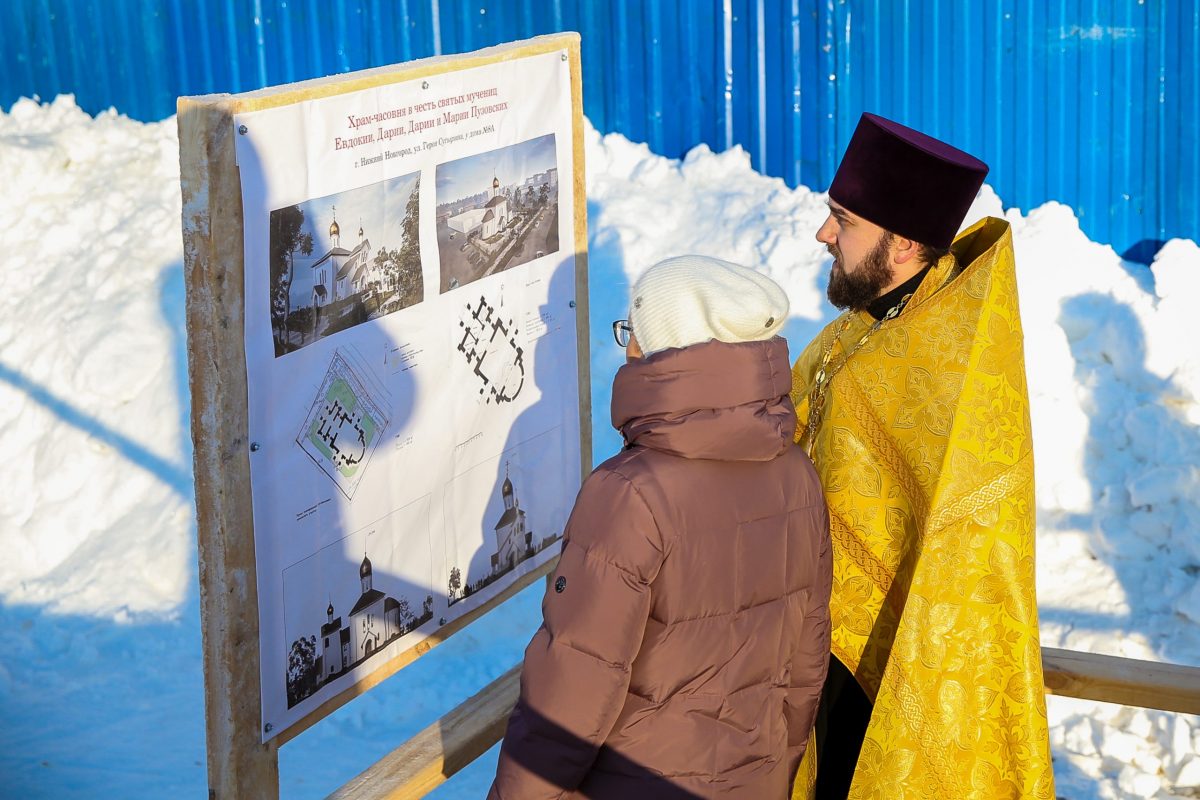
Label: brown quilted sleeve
xmin=785 ymin=500 xmax=832 ymax=782
xmin=489 ymin=467 xmax=666 ymax=799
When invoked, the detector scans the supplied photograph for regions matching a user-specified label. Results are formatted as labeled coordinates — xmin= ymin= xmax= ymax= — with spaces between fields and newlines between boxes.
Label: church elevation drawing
xmin=446 ymin=465 xmax=561 ymax=607
xmin=435 ymin=133 xmax=560 ymax=294
xmin=269 ymin=171 xmax=423 ymax=357
xmin=285 ymin=554 xmax=433 ymax=708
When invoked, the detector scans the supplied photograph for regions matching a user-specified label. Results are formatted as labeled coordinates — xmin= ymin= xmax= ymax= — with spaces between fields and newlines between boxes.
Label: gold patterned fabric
xmin=790 ymin=218 xmax=1054 ymax=799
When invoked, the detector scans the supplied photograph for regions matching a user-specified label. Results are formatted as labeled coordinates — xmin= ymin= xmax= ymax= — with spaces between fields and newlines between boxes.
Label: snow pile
xmin=581 ymin=132 xmax=835 ymax=460
xmin=0 ymin=96 xmax=192 ymax=619
xmin=1006 ymin=204 xmax=1200 ymax=798
xmin=1 ymin=96 xmax=1198 ymax=799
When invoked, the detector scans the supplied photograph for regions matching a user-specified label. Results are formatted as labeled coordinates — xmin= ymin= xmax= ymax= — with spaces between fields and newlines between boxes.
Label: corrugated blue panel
xmin=565 ymin=0 xmax=613 ymax=135
xmin=758 ymin=0 xmax=800 ymax=186
xmin=1049 ymin=1 xmax=1080 ymax=228
xmin=1013 ymin=0 xmax=1046 ymax=210
xmin=795 ymin=0 xmax=821 ymax=184
xmin=0 ymin=0 xmax=1196 ymax=257
xmin=828 ymin=0 xmax=852 ymax=175
xmin=1082 ymin=0 xmax=1111 ymax=244
xmin=642 ymin=0 xmax=665 ymax=153
xmin=1107 ymin=0 xmax=1137 ymax=251
xmin=1143 ymin=0 xmax=1167 ymax=256
xmin=1181 ymin=2 xmax=1200 ymax=248
xmin=728 ymin=0 xmax=756 ymax=167
xmin=610 ymin=0 xmax=647 ymax=146
xmin=995 ymin=0 xmax=1019 ymax=216
xmin=685 ymin=0 xmax=725 ymax=154
xmin=1162 ymin=0 xmax=1199 ymax=250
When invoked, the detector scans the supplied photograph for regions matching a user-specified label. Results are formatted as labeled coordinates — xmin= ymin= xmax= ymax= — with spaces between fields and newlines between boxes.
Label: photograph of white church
xmin=285 ymin=552 xmax=434 ymax=708
xmin=435 ymin=134 xmax=560 ymax=293
xmin=269 ymin=170 xmax=423 ymax=357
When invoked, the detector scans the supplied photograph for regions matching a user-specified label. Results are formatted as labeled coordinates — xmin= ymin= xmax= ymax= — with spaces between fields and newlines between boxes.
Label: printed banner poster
xmin=233 ymin=50 xmax=582 ymax=740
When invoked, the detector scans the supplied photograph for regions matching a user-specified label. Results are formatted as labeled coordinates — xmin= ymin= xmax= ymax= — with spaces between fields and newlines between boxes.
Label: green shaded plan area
xmin=308 ymin=377 xmax=379 ymax=478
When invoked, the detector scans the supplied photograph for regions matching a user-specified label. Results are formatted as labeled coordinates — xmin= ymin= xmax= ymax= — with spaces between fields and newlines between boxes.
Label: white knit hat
xmin=627 ymin=255 xmax=789 ymax=356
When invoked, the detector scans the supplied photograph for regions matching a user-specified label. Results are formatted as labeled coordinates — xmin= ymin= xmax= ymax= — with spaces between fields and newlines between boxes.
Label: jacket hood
xmin=611 ymin=337 xmax=795 ymax=461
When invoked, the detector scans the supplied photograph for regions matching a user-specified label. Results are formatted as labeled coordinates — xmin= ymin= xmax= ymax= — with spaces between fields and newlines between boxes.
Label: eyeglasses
xmin=612 ymin=319 xmax=633 ymax=348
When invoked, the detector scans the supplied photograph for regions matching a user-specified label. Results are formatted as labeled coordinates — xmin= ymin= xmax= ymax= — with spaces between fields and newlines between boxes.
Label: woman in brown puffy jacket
xmin=489 ymin=255 xmax=832 ymax=800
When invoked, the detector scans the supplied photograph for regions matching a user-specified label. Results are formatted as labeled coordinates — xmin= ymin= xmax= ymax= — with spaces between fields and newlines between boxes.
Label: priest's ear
xmin=890 ymin=234 xmax=921 ymax=267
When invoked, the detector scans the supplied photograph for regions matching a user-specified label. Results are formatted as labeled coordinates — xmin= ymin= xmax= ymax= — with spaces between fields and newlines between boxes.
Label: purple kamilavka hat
xmin=828 ymin=113 xmax=989 ymax=249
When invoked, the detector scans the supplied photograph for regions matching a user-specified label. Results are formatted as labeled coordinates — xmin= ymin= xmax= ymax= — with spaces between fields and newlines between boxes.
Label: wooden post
xmin=179 ymin=97 xmax=280 ymax=797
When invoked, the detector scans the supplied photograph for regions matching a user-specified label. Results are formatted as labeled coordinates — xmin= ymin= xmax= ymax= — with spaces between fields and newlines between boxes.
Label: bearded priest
xmin=790 ymin=113 xmax=1055 ymax=800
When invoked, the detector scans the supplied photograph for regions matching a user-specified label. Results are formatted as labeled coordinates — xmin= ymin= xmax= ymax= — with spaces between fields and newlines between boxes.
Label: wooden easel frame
xmin=178 ymin=33 xmax=590 ymax=799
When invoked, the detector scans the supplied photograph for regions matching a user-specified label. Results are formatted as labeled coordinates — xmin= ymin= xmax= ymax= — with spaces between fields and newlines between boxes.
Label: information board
xmin=228 ymin=47 xmax=585 ymax=742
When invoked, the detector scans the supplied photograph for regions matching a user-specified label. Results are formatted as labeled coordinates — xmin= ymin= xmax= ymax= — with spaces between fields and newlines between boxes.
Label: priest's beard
xmin=827 ymin=231 xmax=895 ymax=310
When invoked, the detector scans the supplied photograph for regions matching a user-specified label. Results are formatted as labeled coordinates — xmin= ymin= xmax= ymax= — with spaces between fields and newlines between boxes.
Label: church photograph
xmin=435 ymin=133 xmax=560 ymax=293
xmin=268 ymin=170 xmax=423 ymax=357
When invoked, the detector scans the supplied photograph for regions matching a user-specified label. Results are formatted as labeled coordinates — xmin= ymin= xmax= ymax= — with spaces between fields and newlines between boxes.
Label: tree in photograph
xmin=539 ymin=183 xmax=549 ymax=207
xmin=448 ymin=566 xmax=462 ymax=602
xmin=372 ymin=246 xmax=394 ymax=292
xmin=286 ymin=634 xmax=320 ymax=706
xmin=394 ymin=178 xmax=423 ymax=307
xmin=287 ymin=306 xmax=314 ymax=335
xmin=269 ymin=205 xmax=313 ymax=352
xmin=422 ymin=595 xmax=434 ymax=618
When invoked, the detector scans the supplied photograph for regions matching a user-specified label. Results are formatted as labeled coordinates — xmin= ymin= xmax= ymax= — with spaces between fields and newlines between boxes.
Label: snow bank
xmin=1 ymin=96 xmax=1198 ymax=799
xmin=0 ymin=96 xmax=192 ymax=619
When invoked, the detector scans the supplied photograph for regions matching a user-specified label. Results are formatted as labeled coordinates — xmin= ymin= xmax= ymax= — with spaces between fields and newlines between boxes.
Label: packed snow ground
xmin=0 ymin=95 xmax=1197 ymax=799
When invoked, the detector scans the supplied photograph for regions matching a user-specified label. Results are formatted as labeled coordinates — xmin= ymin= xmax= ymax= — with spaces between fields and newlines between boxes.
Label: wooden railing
xmin=328 ymin=665 xmax=521 ymax=800
xmin=1041 ymin=647 xmax=1200 ymax=716
xmin=326 ymin=647 xmax=1200 ymax=799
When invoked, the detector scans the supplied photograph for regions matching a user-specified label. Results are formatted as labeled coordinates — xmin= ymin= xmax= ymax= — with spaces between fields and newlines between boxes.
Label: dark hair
xmin=917 ymin=243 xmax=952 ymax=270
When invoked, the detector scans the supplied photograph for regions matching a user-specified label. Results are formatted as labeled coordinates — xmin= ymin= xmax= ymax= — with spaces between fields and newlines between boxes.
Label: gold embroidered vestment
xmin=791 ymin=218 xmax=1055 ymax=799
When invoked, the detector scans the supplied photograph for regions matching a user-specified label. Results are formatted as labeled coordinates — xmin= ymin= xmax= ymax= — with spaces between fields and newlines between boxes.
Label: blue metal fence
xmin=3 ymin=0 xmax=1196 ymax=258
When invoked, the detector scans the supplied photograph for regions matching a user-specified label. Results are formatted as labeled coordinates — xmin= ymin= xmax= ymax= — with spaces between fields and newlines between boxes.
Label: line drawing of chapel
xmin=491 ymin=463 xmax=531 ymax=575
xmin=286 ymin=552 xmax=435 ymax=709
xmin=446 ymin=461 xmax=563 ymax=608
xmin=320 ymin=554 xmax=403 ymax=681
